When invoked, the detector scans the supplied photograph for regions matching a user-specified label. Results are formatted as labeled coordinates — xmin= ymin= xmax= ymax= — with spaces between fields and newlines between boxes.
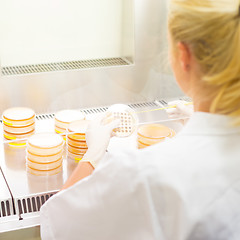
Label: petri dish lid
xmin=55 ymin=110 xmax=85 ymax=124
xmin=3 ymin=122 xmax=35 ymax=134
xmin=26 ymin=157 xmax=63 ymax=171
xmin=27 ymin=165 xmax=63 ymax=176
xmin=138 ymin=124 xmax=172 ymax=139
xmin=27 ymin=150 xmax=63 ymax=163
xmin=137 ymin=135 xmax=165 ymax=146
xmin=67 ymin=137 xmax=87 ymax=148
xmin=67 ymin=150 xmax=84 ymax=162
xmin=107 ymin=104 xmax=138 ymax=138
xmin=68 ymin=120 xmax=90 ymax=134
xmin=137 ymin=140 xmax=149 ymax=149
xmin=28 ymin=133 xmax=64 ymax=149
xmin=67 ymin=144 xmax=88 ymax=154
xmin=4 ymin=129 xmax=35 ymax=140
xmin=55 ymin=125 xmax=66 ymax=134
xmin=67 ymin=133 xmax=86 ymax=142
xmin=3 ymin=107 xmax=35 ymax=121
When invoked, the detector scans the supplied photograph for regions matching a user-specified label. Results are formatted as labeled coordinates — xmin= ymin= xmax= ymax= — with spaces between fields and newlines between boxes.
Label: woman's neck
xmin=190 ymin=85 xmax=213 ymax=113
xmin=193 ymin=100 xmax=211 ymax=112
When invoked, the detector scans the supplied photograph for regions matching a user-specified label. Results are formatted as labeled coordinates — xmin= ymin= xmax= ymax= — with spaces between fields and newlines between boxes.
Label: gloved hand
xmin=166 ymin=100 xmax=194 ymax=125
xmin=82 ymin=113 xmax=120 ymax=168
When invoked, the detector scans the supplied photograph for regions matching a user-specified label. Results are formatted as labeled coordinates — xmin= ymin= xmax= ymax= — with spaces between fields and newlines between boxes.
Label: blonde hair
xmin=168 ymin=0 xmax=240 ymax=125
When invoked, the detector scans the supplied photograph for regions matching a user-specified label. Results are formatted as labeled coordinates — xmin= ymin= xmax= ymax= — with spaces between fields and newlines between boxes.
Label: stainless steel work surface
xmin=0 ymin=122 xmax=12 ymax=201
xmin=0 ymin=118 xmax=74 ymax=199
xmin=0 ymin=158 xmax=17 ymax=232
xmin=0 ymin=167 xmax=11 ymax=201
xmin=1 ymin=143 xmax=66 ymax=199
xmin=0 ymin=102 xmax=184 ymax=199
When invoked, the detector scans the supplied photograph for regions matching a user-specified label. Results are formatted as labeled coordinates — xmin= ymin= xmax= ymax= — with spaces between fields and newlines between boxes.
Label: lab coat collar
xmin=179 ymin=112 xmax=240 ymax=136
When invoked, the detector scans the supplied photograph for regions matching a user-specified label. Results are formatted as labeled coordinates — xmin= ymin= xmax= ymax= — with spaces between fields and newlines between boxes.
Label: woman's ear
xmin=177 ymin=42 xmax=191 ymax=72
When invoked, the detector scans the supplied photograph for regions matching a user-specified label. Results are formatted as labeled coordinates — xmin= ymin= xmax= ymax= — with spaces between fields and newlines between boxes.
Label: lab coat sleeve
xmin=40 ymin=148 xmax=189 ymax=240
xmin=40 ymin=150 xmax=147 ymax=240
xmin=40 ymin=203 xmax=56 ymax=240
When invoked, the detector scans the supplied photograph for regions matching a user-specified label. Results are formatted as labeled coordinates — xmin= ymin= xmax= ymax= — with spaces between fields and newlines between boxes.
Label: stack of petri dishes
xmin=137 ymin=124 xmax=175 ymax=149
xmin=2 ymin=107 xmax=35 ymax=147
xmin=67 ymin=120 xmax=90 ymax=162
xmin=54 ymin=110 xmax=85 ymax=140
xmin=26 ymin=133 xmax=64 ymax=176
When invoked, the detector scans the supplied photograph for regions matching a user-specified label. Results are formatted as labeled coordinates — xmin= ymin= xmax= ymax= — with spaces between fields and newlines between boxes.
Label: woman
xmin=40 ymin=1 xmax=240 ymax=239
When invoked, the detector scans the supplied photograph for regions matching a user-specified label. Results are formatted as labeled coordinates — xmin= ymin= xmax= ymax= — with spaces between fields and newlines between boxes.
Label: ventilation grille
xmin=35 ymin=107 xmax=107 ymax=121
xmin=128 ymin=101 xmax=158 ymax=109
xmin=0 ymin=199 xmax=15 ymax=218
xmin=157 ymin=97 xmax=192 ymax=106
xmin=16 ymin=191 xmax=57 ymax=216
xmin=2 ymin=58 xmax=130 ymax=76
xmin=179 ymin=96 xmax=192 ymax=102
xmin=157 ymin=100 xmax=168 ymax=106
xmin=34 ymin=104 xmax=160 ymax=121
xmin=82 ymin=106 xmax=108 ymax=115
xmin=2 ymin=98 xmax=191 ymax=123
xmin=0 ymin=192 xmax=57 ymax=218
xmin=36 ymin=113 xmax=55 ymax=121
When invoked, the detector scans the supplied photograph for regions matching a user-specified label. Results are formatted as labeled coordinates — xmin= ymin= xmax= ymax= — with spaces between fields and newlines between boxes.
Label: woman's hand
xmin=166 ymin=100 xmax=194 ymax=125
xmin=82 ymin=113 xmax=120 ymax=168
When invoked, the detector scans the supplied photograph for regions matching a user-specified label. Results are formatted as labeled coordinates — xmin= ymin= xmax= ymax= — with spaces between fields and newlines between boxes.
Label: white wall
xmin=0 ymin=0 xmax=183 ymax=115
xmin=0 ymin=0 xmax=126 ymax=66
xmin=122 ymin=0 xmax=134 ymax=61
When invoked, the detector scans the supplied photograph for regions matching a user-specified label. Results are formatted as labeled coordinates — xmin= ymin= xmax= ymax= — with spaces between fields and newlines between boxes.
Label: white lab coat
xmin=40 ymin=112 xmax=240 ymax=240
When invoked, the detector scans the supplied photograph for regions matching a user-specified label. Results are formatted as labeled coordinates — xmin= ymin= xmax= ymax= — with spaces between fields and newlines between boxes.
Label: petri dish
xmin=67 ymin=137 xmax=88 ymax=148
xmin=107 ymin=104 xmax=138 ymax=137
xmin=137 ymin=124 xmax=175 ymax=148
xmin=138 ymin=124 xmax=172 ymax=138
xmin=3 ymin=122 xmax=35 ymax=134
xmin=27 ymin=165 xmax=63 ymax=176
xmin=67 ymin=120 xmax=90 ymax=142
xmin=137 ymin=140 xmax=149 ymax=149
xmin=67 ymin=133 xmax=86 ymax=141
xmin=67 ymin=145 xmax=88 ymax=155
xmin=55 ymin=110 xmax=85 ymax=129
xmin=27 ymin=150 xmax=63 ymax=163
xmin=137 ymin=137 xmax=165 ymax=149
xmin=27 ymin=133 xmax=64 ymax=156
xmin=55 ymin=125 xmax=66 ymax=134
xmin=26 ymin=157 xmax=63 ymax=171
xmin=68 ymin=120 xmax=90 ymax=134
xmin=2 ymin=107 xmax=35 ymax=126
xmin=4 ymin=129 xmax=35 ymax=140
xmin=67 ymin=150 xmax=84 ymax=162
xmin=8 ymin=140 xmax=27 ymax=148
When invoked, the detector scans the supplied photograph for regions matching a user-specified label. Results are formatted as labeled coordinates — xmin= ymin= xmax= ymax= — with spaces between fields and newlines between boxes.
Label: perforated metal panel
xmin=128 ymin=101 xmax=158 ymax=109
xmin=0 ymin=192 xmax=57 ymax=218
xmin=157 ymin=97 xmax=192 ymax=107
xmin=35 ymin=108 xmax=107 ymax=121
xmin=36 ymin=113 xmax=55 ymax=120
xmin=179 ymin=96 xmax=192 ymax=102
xmin=82 ymin=106 xmax=108 ymax=115
xmin=16 ymin=192 xmax=57 ymax=216
xmin=157 ymin=100 xmax=168 ymax=106
xmin=2 ymin=58 xmax=130 ymax=76
xmin=0 ymin=199 xmax=15 ymax=218
xmin=2 ymin=98 xmax=189 ymax=123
